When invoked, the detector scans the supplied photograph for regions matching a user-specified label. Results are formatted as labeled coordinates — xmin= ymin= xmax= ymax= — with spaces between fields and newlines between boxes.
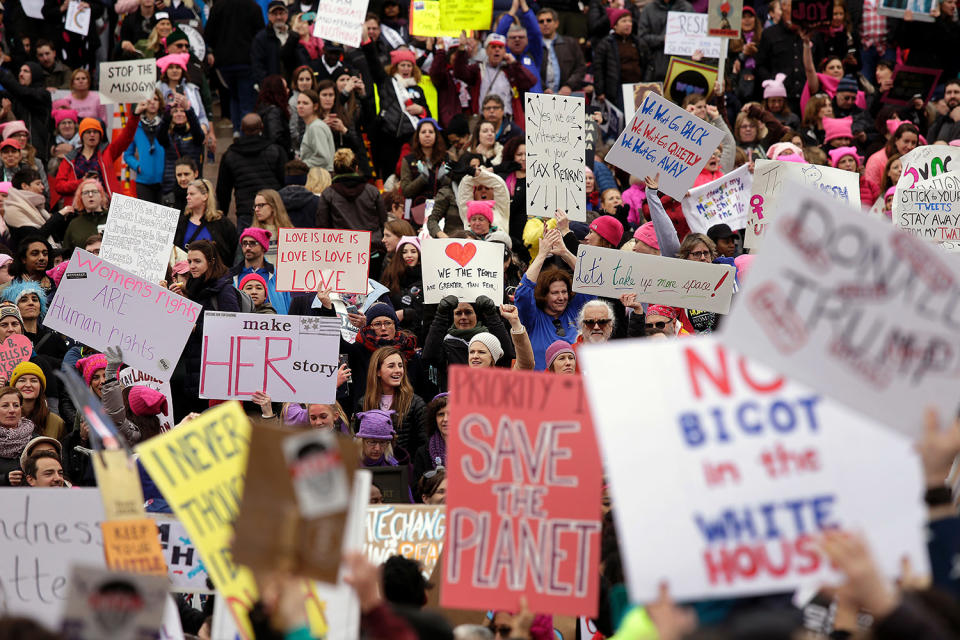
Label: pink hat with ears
xmin=762 ymin=72 xmax=788 ymax=99
xmin=75 ymin=353 xmax=108 ymax=386
xmin=735 ymin=254 xmax=755 ymax=282
xmin=766 ymin=142 xmax=803 ymax=160
xmin=823 ymin=116 xmax=854 ymax=144
xmin=0 ymin=121 xmax=28 ymax=140
xmin=46 ymin=261 xmax=69 ymax=287
xmin=51 ymin=98 xmax=71 ymax=111
xmin=53 ymin=109 xmax=79 ymax=126
xmin=466 ymin=200 xmax=495 ymax=224
xmin=157 ymin=52 xmax=190 ymax=74
xmin=886 ymin=119 xmax=903 ymax=136
xmin=828 ymin=146 xmax=861 ymax=168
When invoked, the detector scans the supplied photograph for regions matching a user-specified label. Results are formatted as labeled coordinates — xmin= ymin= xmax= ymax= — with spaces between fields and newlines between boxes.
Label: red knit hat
xmin=608 ymin=8 xmax=631 ymax=27
xmin=389 ymin=49 xmax=417 ymax=66
xmin=129 ymin=386 xmax=168 ymax=416
xmin=239 ymin=273 xmax=268 ymax=291
xmin=589 ymin=215 xmax=624 ymax=246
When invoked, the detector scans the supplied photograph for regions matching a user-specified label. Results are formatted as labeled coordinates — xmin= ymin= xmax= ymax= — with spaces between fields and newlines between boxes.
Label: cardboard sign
xmin=438 ymin=0 xmax=492 ymax=31
xmin=606 ymin=92 xmax=724 ymax=201
xmin=283 ymin=429 xmax=351 ymax=518
xmin=723 ymin=180 xmax=960 ymax=437
xmin=199 ymin=312 xmax=340 ymax=404
xmin=579 ymin=335 xmax=928 ymax=602
xmin=0 ymin=333 xmax=32 ymax=381
xmin=894 ymin=186 xmax=960 ymax=245
xmin=99 ymin=59 xmax=158 ymax=105
xmin=100 ymin=194 xmax=180 ymax=284
xmin=442 ymin=367 xmax=603 ymax=616
xmin=573 ymin=244 xmax=736 ymax=313
xmin=44 ymin=250 xmax=200 ymax=382
xmin=365 ymin=504 xmax=445 ymax=579
xmin=421 ymin=238 xmax=504 ymax=304
xmin=664 ymin=12 xmax=723 ymax=58
xmin=525 ymin=93 xmax=586 ymax=221
xmin=135 ymin=402 xmax=257 ymax=638
xmin=790 ymin=0 xmax=832 ymax=29
xmin=92 ymin=449 xmax=147 ymax=520
xmin=878 ymin=0 xmax=935 ymax=22
xmin=409 ymin=0 xmax=460 ymax=37
xmin=276 ymin=228 xmax=371 ymax=295
xmin=745 ymin=159 xmax=860 ymax=250
xmin=313 ymin=0 xmax=369 ymax=47
xmin=682 ymin=164 xmax=752 ymax=233
xmin=665 ymin=57 xmax=718 ymax=105
xmin=0 ymin=489 xmax=107 ymax=628
xmin=61 ymin=566 xmax=168 ymax=640
xmin=152 ymin=515 xmax=213 ymax=593
xmin=118 ymin=366 xmax=174 ymax=432
xmin=708 ymin=0 xmax=742 ymax=36
xmin=101 ymin=518 xmax=168 ymax=575
xmin=883 ymin=65 xmax=941 ymax=107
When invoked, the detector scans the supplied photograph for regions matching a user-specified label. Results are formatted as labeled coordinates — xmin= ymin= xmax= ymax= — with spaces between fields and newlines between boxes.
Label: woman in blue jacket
xmin=123 ymin=90 xmax=166 ymax=204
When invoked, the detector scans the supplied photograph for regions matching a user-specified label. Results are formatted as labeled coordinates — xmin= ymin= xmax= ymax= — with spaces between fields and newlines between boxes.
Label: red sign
xmin=442 ymin=366 xmax=603 ymax=616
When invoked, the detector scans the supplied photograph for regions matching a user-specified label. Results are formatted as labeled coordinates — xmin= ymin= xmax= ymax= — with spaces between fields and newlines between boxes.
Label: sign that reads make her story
xmin=442 ymin=366 xmax=603 ymax=616
xmin=421 ymin=239 xmax=503 ymax=304
xmin=199 ymin=313 xmax=340 ymax=404
xmin=44 ymin=250 xmax=200 ymax=382
xmin=579 ymin=335 xmax=928 ymax=603
xmin=606 ymin=92 xmax=724 ymax=201
xmin=100 ymin=194 xmax=181 ymax=284
xmin=525 ymin=93 xmax=586 ymax=221
xmin=276 ymin=228 xmax=371 ymax=295
xmin=723 ymin=180 xmax=960 ymax=437
xmin=573 ymin=245 xmax=736 ymax=314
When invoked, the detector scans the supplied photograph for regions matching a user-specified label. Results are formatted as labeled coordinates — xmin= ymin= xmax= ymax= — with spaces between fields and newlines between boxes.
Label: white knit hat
xmin=469 ymin=332 xmax=504 ymax=362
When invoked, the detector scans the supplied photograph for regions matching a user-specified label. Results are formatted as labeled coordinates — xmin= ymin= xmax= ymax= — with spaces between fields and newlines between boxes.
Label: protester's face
xmin=28 ymin=457 xmax=64 ymax=487
xmin=506 ymin=30 xmax=527 ymax=55
xmin=171 ymin=106 xmax=187 ymax=125
xmin=468 ymin=214 xmax=491 ymax=236
xmin=268 ymin=6 xmax=288 ymax=25
xmin=738 ymin=119 xmax=757 ymax=142
xmin=370 ymin=315 xmax=396 ymax=340
xmin=581 ymin=307 xmax=613 ymax=343
xmin=537 ymin=12 xmax=558 ymax=37
xmin=716 ymin=236 xmax=736 ymax=257
xmin=490 ymin=613 xmax=513 ymax=638
xmin=82 ymin=129 xmax=101 ymax=148
xmin=296 ymin=94 xmax=317 ymax=119
xmin=602 ymin=190 xmax=622 ymax=213
xmin=36 ymin=45 xmax=55 ymax=68
xmin=241 ymin=237 xmax=264 ymax=262
xmin=551 ymin=352 xmax=577 ymax=374
xmin=185 ymin=185 xmax=206 ymax=212
xmin=613 ymin=15 xmax=632 ymax=35
xmin=242 ymin=281 xmax=266 ymax=305
xmin=365 ymin=19 xmax=381 ymax=41
xmin=633 ymin=239 xmax=659 ymax=255
xmin=369 ymin=484 xmax=383 ymax=503
xmin=309 ymin=404 xmax=336 ymax=430
xmin=585 ymin=172 xmax=595 ymax=193
xmin=187 ymin=249 xmax=209 ymax=279
xmin=706 ymin=147 xmax=722 ymax=171
xmin=896 ymin=131 xmax=919 ymax=155
xmin=25 ymin=242 xmax=48 ymax=274
xmin=741 ymin=12 xmax=755 ymax=30
xmin=0 ymin=316 xmax=21 ymax=337
xmin=418 ymin=123 xmax=436 ymax=148
xmin=0 ymin=391 xmax=20 ymax=426
xmin=90 ymin=369 xmax=105 ymax=397
xmin=943 ymin=0 xmax=957 ymax=16
xmin=832 ymin=5 xmax=845 ymax=25
xmin=362 ymin=438 xmax=387 ymax=461
xmin=253 ymin=195 xmax=274 ymax=223
xmin=396 ymin=61 xmax=414 ymax=78
xmin=686 ymin=241 xmax=713 ymax=263
xmin=888 ymin=158 xmax=902 ymax=184
xmin=58 ymin=119 xmax=77 ymax=138
xmin=81 ymin=183 xmax=103 ymax=211
xmin=478 ymin=123 xmax=496 ymax=147
xmin=486 ymin=43 xmax=505 ymax=66
xmin=401 ymin=244 xmax=419 ymax=267
xmin=448 ymin=132 xmax=467 ymax=149
xmin=15 ymin=374 xmax=41 ymax=400
xmin=176 ymin=165 xmax=198 ymax=188
xmin=468 ymin=342 xmax=494 ymax=367
xmin=834 ymin=91 xmax=856 ymax=110
xmin=837 ymin=155 xmax=857 ymax=172
xmin=436 ymin=406 xmax=448 ymax=438
xmin=818 ymin=104 xmax=834 ymax=120
xmin=383 ymin=228 xmax=400 ymax=254
xmin=425 ymin=478 xmax=447 ymax=504
xmin=945 ymin=84 xmax=960 ymax=109
xmin=17 ymin=293 xmax=40 ymax=320
xmin=584 ymin=230 xmax=604 ymax=247
xmin=167 ymin=39 xmax=190 ymax=54
xmin=157 ymin=19 xmax=173 ymax=37
xmin=297 ymin=70 xmax=314 ymax=93
xmin=766 ymin=96 xmax=785 ymax=113
xmin=513 ymin=144 xmax=526 ymax=167
xmin=1 ymin=147 xmax=20 ymax=168
xmin=546 ymin=280 xmax=568 ymax=315
xmin=383 ymin=3 xmax=399 ymax=17
xmin=18 ymin=65 xmax=31 ymax=86
xmin=453 ymin=303 xmax=477 ymax=329
xmin=318 ymin=87 xmax=336 ymax=112
xmin=378 ymin=353 xmax=404 ymax=388
xmin=25 ymin=179 xmax=44 ymax=195
xmin=474 ymin=184 xmax=493 ymax=200
xmin=336 ymin=74 xmax=353 ymax=94
xmin=645 ymin=314 xmax=675 ymax=337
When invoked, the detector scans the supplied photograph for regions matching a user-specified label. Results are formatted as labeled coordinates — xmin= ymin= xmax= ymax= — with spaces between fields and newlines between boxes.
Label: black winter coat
xmin=278 ymin=185 xmax=320 ymax=228
xmin=316 ymin=174 xmax=386 ymax=242
xmin=203 ymin=0 xmax=264 ymax=67
xmin=593 ymin=33 xmax=652 ymax=110
xmin=636 ymin=0 xmax=693 ymax=81
xmin=257 ymin=103 xmax=292 ymax=159
xmin=157 ymin=108 xmax=205 ymax=194
xmin=0 ymin=64 xmax=52 ymax=162
xmin=215 ymin=135 xmax=285 ymax=229
xmin=181 ymin=273 xmax=241 ymax=401
xmin=174 ymin=215 xmax=239 ymax=266
xmin=250 ymin=26 xmax=304 ymax=86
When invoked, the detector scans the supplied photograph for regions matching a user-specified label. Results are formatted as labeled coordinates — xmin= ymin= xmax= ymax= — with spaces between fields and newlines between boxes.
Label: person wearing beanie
xmin=544 ymin=339 xmax=576 ymax=374
xmin=124 ymin=386 xmax=167 ymax=442
xmin=50 ymin=108 xmax=81 ymax=173
xmin=592 ymin=7 xmax=651 ymax=112
xmin=355 ymin=409 xmax=399 ymax=467
xmin=762 ymin=73 xmax=800 ymax=129
xmin=76 ymin=353 xmax=109 ymax=396
xmin=117 ymin=0 xmax=160 ymax=59
xmin=830 ymin=146 xmax=880 ymax=206
xmin=0 ymin=303 xmax=24 ymax=338
xmin=230 ymin=226 xmax=289 ymax=314
xmin=11 ymin=361 xmax=64 ymax=441
xmin=157 ymin=53 xmax=211 ymax=137
xmin=632 ymin=222 xmax=660 ymax=256
xmin=466 ymin=200 xmax=497 ymax=240
xmin=0 ymin=282 xmax=66 ymax=370
xmin=382 ymin=237 xmax=425 ymax=342
xmin=250 ymin=0 xmax=301 ymax=88
xmin=585 ymin=215 xmax=624 ymax=249
xmin=239 ymin=272 xmax=276 ymax=314
xmin=822 ymin=116 xmax=854 ymax=148
xmin=358 ymin=345 xmax=427 ymax=466
xmin=96 ymin=346 xmax=144 ymax=445
xmin=468 ymin=332 xmax=505 ymax=368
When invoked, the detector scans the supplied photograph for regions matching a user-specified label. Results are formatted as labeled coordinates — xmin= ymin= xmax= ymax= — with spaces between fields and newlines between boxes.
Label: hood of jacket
xmin=279 ymin=185 xmax=319 ymax=210
xmin=23 ymin=62 xmax=46 ymax=89
xmin=229 ymin=134 xmax=274 ymax=156
xmin=4 ymin=188 xmax=49 ymax=228
xmin=330 ymin=173 xmax=368 ymax=198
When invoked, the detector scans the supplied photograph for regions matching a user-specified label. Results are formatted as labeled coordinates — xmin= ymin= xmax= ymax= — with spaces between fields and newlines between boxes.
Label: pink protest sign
xmin=276 ymin=228 xmax=371 ymax=295
xmin=442 ymin=366 xmax=602 ymax=616
xmin=0 ymin=334 xmax=32 ymax=381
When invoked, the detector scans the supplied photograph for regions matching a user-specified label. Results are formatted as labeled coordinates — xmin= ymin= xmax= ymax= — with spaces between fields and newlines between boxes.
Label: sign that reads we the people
xmin=421 ymin=239 xmax=504 ymax=304
xmin=605 ymin=91 xmax=724 ymax=200
xmin=276 ymin=227 xmax=371 ymax=295
xmin=442 ymin=366 xmax=603 ymax=616
xmin=525 ymin=93 xmax=586 ymax=221
xmin=579 ymin=335 xmax=928 ymax=602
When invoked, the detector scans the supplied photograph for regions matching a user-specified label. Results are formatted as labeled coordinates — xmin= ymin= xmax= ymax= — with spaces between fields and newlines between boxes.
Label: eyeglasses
xmin=645 ymin=321 xmax=669 ymax=330
xmin=424 ymin=466 xmax=445 ymax=479
xmin=489 ymin=625 xmax=512 ymax=638
xmin=551 ymin=317 xmax=566 ymax=337
xmin=538 ymin=17 xmax=554 ymax=23
xmin=253 ymin=203 xmax=269 ymax=209
xmin=81 ymin=190 xmax=100 ymax=196
xmin=364 ymin=440 xmax=386 ymax=449
xmin=688 ymin=250 xmax=712 ymax=259
xmin=240 ymin=240 xmax=260 ymax=247
xmin=583 ymin=318 xmax=611 ymax=328
xmin=371 ymin=320 xmax=394 ymax=329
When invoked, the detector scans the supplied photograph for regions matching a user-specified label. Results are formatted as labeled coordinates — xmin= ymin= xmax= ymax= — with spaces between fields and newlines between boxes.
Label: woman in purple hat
xmin=355 ymin=409 xmax=398 ymax=467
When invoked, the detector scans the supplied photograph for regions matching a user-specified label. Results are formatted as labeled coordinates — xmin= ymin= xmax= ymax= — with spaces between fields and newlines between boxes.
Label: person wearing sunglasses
xmin=576 ymin=299 xmax=615 ymax=345
xmin=643 ymin=305 xmax=685 ymax=338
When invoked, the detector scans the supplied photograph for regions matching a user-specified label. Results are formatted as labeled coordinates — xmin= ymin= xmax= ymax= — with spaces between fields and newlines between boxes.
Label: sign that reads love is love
xmin=443 ymin=367 xmax=603 ymax=616
xmin=724 ymin=180 xmax=960 ymax=437
xmin=44 ymin=250 xmax=201 ymax=382
xmin=365 ymin=505 xmax=445 ymax=579
xmin=525 ymin=93 xmax=586 ymax=221
xmin=664 ymin=12 xmax=723 ymax=58
xmin=100 ymin=194 xmax=181 ymax=284
xmin=277 ymin=228 xmax=371 ymax=295
xmin=312 ymin=0 xmax=369 ymax=48
xmin=99 ymin=59 xmax=157 ymax=104
xmin=573 ymin=244 xmax=736 ymax=314
xmin=682 ymin=164 xmax=752 ymax=233
xmin=579 ymin=335 xmax=928 ymax=602
xmin=0 ymin=334 xmax=32 ymax=382
xmin=606 ymin=92 xmax=723 ymax=201
xmin=199 ymin=313 xmax=340 ymax=404
xmin=422 ymin=239 xmax=504 ymax=304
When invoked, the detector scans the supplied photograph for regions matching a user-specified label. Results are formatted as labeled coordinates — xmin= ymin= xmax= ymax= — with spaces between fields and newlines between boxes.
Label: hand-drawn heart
xmin=444 ymin=242 xmax=477 ymax=267
xmin=0 ymin=334 xmax=33 ymax=381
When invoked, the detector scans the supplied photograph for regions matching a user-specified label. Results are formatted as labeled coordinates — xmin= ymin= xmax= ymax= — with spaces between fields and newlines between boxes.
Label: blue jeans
xmin=218 ymin=64 xmax=256 ymax=132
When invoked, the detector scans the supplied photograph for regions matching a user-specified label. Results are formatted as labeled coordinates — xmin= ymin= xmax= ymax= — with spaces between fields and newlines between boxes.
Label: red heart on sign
xmin=444 ymin=242 xmax=477 ymax=267
xmin=0 ymin=334 xmax=33 ymax=382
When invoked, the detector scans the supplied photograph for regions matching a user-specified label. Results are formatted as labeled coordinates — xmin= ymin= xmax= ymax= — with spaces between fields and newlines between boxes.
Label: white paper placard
xmin=151 ymin=515 xmax=213 ymax=593
xmin=100 ymin=194 xmax=180 ymax=284
xmin=664 ymin=12 xmax=723 ymax=58
xmin=573 ymin=244 xmax=736 ymax=313
xmin=580 ymin=335 xmax=928 ymax=603
xmin=98 ymin=59 xmax=159 ymax=104
xmin=681 ymin=164 xmax=752 ymax=233
xmin=605 ymin=92 xmax=724 ymax=201
xmin=44 ymin=251 xmax=200 ymax=382
xmin=22 ymin=0 xmax=45 ymax=19
xmin=723 ymin=180 xmax=960 ymax=437
xmin=893 ymin=185 xmax=960 ymax=245
xmin=65 ymin=0 xmax=91 ymax=35
xmin=525 ymin=93 xmax=586 ymax=221
xmin=313 ymin=0 xmax=370 ymax=48
xmin=199 ymin=312 xmax=340 ymax=403
xmin=421 ymin=238 xmax=504 ymax=304
xmin=276 ymin=227 xmax=371 ymax=295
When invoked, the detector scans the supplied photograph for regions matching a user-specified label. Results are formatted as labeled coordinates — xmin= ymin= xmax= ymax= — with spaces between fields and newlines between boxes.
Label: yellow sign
xmin=101 ymin=518 xmax=168 ymax=575
xmin=438 ymin=0 xmax=492 ymax=32
xmin=92 ymin=449 xmax=146 ymax=520
xmin=136 ymin=402 xmax=257 ymax=639
xmin=410 ymin=0 xmax=460 ymax=37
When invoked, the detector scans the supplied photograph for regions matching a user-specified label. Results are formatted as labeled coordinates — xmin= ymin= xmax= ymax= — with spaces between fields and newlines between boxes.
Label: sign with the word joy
xmin=276 ymin=228 xmax=371 ymax=295
xmin=525 ymin=93 xmax=586 ymax=221
xmin=421 ymin=239 xmax=504 ymax=304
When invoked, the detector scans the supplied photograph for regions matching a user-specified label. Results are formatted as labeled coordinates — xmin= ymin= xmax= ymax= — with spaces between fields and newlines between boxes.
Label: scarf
xmin=428 ymin=432 xmax=446 ymax=468
xmin=356 ymin=325 xmax=418 ymax=362
xmin=391 ymin=74 xmax=420 ymax=129
xmin=445 ymin=323 xmax=487 ymax=342
xmin=362 ymin=454 xmax=398 ymax=467
xmin=0 ymin=418 xmax=36 ymax=458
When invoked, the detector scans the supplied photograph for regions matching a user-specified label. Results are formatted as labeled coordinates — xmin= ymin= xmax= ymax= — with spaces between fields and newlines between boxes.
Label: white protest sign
xmin=421 ymin=238 xmax=504 ymax=304
xmin=745 ymin=159 xmax=860 ymax=249
xmin=276 ymin=227 xmax=371 ymax=295
xmin=364 ymin=505 xmax=445 ymax=579
xmin=573 ymin=244 xmax=736 ymax=314
xmin=100 ymin=194 xmax=180 ymax=284
xmin=723 ymin=180 xmax=960 ymax=437
xmin=682 ymin=164 xmax=752 ymax=233
xmin=151 ymin=515 xmax=213 ymax=593
xmin=118 ymin=367 xmax=175 ymax=432
xmin=65 ymin=0 xmax=90 ymax=35
xmin=894 ymin=186 xmax=960 ymax=245
xmin=98 ymin=59 xmax=158 ymax=104
xmin=0 ymin=489 xmax=106 ymax=628
xmin=664 ymin=12 xmax=723 ymax=59
xmin=313 ymin=0 xmax=369 ymax=48
xmin=61 ymin=565 xmax=169 ymax=640
xmin=525 ymin=93 xmax=586 ymax=221
xmin=199 ymin=312 xmax=340 ymax=403
xmin=22 ymin=0 xmax=44 ymax=18
xmin=605 ymin=92 xmax=724 ymax=201
xmin=580 ymin=335 xmax=928 ymax=602
xmin=44 ymin=251 xmax=200 ymax=382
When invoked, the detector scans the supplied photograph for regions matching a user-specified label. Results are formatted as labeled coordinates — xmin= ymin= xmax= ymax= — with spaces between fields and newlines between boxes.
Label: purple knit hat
xmin=356 ymin=409 xmax=396 ymax=439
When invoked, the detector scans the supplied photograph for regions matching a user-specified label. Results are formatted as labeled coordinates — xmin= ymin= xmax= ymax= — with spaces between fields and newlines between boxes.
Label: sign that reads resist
xmin=605 ymin=92 xmax=724 ymax=200
xmin=277 ymin=228 xmax=371 ymax=295
xmin=421 ymin=239 xmax=504 ymax=304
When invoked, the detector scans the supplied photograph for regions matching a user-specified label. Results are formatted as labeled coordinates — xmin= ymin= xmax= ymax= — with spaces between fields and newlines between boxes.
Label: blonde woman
xmin=305 ymin=167 xmax=331 ymax=194
xmin=173 ymin=178 xmax=237 ymax=265
xmin=251 ymin=189 xmax=293 ymax=261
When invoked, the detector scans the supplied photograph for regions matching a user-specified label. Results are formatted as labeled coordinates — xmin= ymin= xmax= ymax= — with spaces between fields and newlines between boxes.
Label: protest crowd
xmin=1 ymin=0 xmax=960 ymax=637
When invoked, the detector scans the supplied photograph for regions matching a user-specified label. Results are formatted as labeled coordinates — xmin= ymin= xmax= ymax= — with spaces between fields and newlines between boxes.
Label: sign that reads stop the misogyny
xmin=276 ymin=228 xmax=371 ymax=295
